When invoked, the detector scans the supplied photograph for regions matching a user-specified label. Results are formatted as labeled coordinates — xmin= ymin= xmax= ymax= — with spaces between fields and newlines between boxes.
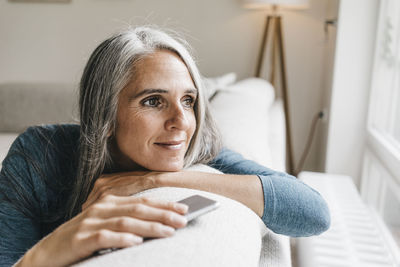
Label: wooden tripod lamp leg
xmin=276 ymin=16 xmax=295 ymax=175
xmin=254 ymin=14 xmax=295 ymax=175
xmin=255 ymin=16 xmax=271 ymax=78
xmin=269 ymin=16 xmax=277 ymax=86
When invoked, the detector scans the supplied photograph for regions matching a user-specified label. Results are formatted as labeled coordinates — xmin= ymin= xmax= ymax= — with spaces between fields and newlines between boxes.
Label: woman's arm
xmin=210 ymin=148 xmax=331 ymax=236
xmin=156 ymin=148 xmax=331 ymax=237
xmin=86 ymin=148 xmax=330 ymax=237
xmin=156 ymin=171 xmax=264 ymax=217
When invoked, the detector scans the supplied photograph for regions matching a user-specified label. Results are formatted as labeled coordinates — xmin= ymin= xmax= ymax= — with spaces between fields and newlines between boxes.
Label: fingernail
xmin=131 ymin=235 xmax=143 ymax=244
xmin=172 ymin=214 xmax=187 ymax=226
xmin=175 ymin=203 xmax=189 ymax=213
xmin=162 ymin=225 xmax=175 ymax=236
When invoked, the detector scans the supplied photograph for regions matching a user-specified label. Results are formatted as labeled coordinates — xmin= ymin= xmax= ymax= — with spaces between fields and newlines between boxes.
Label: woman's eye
xmin=142 ymin=96 xmax=162 ymax=107
xmin=183 ymin=96 xmax=195 ymax=108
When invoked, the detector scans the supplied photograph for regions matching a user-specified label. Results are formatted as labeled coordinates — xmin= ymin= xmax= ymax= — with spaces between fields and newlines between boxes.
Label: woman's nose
xmin=165 ymin=103 xmax=190 ymax=131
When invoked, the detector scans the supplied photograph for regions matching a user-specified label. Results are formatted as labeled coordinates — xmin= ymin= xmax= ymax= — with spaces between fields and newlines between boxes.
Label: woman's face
xmin=113 ymin=50 xmax=197 ymax=171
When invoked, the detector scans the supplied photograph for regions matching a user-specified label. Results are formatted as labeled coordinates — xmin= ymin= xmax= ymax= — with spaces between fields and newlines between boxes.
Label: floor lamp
xmin=244 ymin=0 xmax=309 ymax=175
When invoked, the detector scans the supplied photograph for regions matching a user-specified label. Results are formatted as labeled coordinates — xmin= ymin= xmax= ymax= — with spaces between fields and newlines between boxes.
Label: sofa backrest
xmin=0 ymin=83 xmax=78 ymax=133
xmin=0 ymin=79 xmax=286 ymax=172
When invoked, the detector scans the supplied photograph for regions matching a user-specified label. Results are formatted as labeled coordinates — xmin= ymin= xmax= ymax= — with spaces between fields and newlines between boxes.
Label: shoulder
xmin=2 ymin=123 xmax=80 ymax=184
xmin=208 ymin=147 xmax=290 ymax=178
xmin=14 ymin=124 xmax=80 ymax=148
xmin=4 ymin=123 xmax=80 ymax=178
xmin=2 ymin=122 xmax=80 ymax=167
xmin=7 ymin=124 xmax=80 ymax=159
xmin=208 ymin=147 xmax=274 ymax=175
xmin=211 ymin=147 xmax=244 ymax=161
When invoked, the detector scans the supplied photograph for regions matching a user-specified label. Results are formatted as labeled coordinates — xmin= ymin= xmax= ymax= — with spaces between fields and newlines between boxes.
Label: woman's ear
xmin=107 ymin=130 xmax=113 ymax=137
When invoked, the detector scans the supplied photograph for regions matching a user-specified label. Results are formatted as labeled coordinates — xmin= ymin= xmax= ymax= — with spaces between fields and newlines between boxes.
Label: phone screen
xmin=177 ymin=195 xmax=220 ymax=221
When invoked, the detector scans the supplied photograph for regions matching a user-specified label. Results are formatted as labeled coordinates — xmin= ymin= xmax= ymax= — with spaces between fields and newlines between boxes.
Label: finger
xmin=83 ymin=229 xmax=143 ymax=254
xmin=102 ymin=195 xmax=189 ymax=215
xmin=96 ymin=217 xmax=176 ymax=238
xmin=138 ymin=197 xmax=189 ymax=215
xmin=93 ymin=203 xmax=187 ymax=229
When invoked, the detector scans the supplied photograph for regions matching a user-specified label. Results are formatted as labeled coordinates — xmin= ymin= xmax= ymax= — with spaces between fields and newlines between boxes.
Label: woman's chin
xmin=151 ymin=164 xmax=183 ymax=172
xmin=146 ymin=160 xmax=184 ymax=172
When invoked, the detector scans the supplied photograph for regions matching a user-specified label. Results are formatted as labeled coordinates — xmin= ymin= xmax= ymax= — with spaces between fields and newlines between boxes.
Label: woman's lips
xmin=154 ymin=141 xmax=184 ymax=150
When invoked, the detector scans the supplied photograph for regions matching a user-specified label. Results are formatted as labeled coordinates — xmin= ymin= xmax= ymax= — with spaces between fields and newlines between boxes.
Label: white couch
xmin=0 ymin=76 xmax=290 ymax=266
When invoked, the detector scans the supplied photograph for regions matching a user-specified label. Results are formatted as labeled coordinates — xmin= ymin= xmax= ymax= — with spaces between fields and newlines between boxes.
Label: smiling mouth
xmin=154 ymin=141 xmax=184 ymax=150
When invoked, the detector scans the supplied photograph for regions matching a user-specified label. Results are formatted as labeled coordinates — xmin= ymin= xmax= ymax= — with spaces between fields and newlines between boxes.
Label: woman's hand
xmin=17 ymin=195 xmax=188 ymax=267
xmin=82 ymin=171 xmax=162 ymax=211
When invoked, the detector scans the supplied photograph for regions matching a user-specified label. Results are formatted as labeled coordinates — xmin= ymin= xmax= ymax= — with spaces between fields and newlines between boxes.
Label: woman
xmin=0 ymin=26 xmax=330 ymax=267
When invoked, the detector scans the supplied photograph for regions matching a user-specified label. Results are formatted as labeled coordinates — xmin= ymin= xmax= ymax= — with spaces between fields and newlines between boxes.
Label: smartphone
xmin=178 ymin=194 xmax=220 ymax=222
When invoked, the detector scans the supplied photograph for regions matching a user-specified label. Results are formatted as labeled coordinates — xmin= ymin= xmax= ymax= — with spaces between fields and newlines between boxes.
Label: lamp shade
xmin=243 ymin=0 xmax=309 ymax=9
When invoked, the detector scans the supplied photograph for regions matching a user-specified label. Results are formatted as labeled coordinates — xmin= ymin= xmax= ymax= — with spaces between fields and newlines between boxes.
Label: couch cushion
xmin=0 ymin=83 xmax=78 ymax=132
xmin=209 ymin=78 xmax=276 ymax=169
xmin=202 ymin=72 xmax=237 ymax=100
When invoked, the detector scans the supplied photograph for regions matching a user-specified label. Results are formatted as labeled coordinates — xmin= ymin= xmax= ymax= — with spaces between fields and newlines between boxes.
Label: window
xmin=369 ymin=0 xmax=400 ymax=148
xmin=362 ymin=0 xmax=400 ymax=253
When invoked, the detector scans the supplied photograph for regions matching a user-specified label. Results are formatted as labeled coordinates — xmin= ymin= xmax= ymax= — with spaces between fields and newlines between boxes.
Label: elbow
xmin=311 ymin=200 xmax=331 ymax=235
xmin=300 ymin=195 xmax=331 ymax=237
xmin=267 ymin=197 xmax=331 ymax=237
xmin=260 ymin=173 xmax=331 ymax=237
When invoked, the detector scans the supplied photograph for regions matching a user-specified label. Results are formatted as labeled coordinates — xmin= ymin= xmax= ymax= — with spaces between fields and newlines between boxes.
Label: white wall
xmin=281 ymin=0 xmax=338 ymax=172
xmin=318 ymin=0 xmax=339 ymax=172
xmin=325 ymin=0 xmax=380 ymax=185
xmin=0 ymin=0 xmax=260 ymax=83
xmin=0 ymin=0 xmax=336 ymax=172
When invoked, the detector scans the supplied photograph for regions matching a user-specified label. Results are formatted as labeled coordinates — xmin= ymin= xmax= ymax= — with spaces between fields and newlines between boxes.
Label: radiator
xmin=296 ymin=172 xmax=400 ymax=267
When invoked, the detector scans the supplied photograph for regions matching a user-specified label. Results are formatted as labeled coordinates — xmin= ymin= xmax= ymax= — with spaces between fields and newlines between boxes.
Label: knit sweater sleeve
xmin=208 ymin=148 xmax=330 ymax=237
xmin=0 ymin=127 xmax=49 ymax=266
xmin=0 ymin=124 xmax=79 ymax=266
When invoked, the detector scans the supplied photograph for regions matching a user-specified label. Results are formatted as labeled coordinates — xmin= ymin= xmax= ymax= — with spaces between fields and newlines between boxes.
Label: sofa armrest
xmin=73 ymin=187 xmax=267 ymax=267
xmin=73 ymin=165 xmax=291 ymax=267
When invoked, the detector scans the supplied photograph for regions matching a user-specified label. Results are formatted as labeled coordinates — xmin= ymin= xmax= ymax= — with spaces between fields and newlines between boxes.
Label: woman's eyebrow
xmin=131 ymin=88 xmax=198 ymax=100
xmin=185 ymin=88 xmax=198 ymax=95
xmin=132 ymin=88 xmax=168 ymax=99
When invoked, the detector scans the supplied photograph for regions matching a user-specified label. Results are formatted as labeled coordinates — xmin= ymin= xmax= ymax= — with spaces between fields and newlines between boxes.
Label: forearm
xmin=156 ymin=171 xmax=264 ymax=217
xmin=13 ymin=248 xmax=39 ymax=267
xmin=12 ymin=230 xmax=67 ymax=267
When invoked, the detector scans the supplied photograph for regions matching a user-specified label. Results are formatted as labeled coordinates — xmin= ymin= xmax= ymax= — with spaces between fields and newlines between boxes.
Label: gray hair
xmin=67 ymin=26 xmax=222 ymax=218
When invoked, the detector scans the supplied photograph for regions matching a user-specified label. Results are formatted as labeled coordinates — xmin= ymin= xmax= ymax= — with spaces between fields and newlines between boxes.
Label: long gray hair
xmin=67 ymin=26 xmax=222 ymax=218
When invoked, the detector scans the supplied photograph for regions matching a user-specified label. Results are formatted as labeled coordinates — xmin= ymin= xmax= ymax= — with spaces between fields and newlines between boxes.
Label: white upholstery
xmin=74 ymin=187 xmax=267 ymax=267
xmin=210 ymin=78 xmax=285 ymax=172
xmin=74 ymin=165 xmax=290 ymax=267
xmin=266 ymin=99 xmax=286 ymax=172
xmin=202 ymin=72 xmax=237 ymax=99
